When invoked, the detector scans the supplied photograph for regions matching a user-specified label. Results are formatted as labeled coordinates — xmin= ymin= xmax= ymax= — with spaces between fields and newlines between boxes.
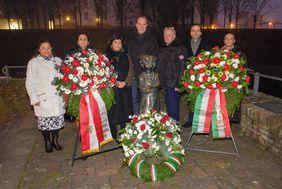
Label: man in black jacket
xmin=126 ymin=16 xmax=159 ymax=114
xmin=182 ymin=25 xmax=211 ymax=128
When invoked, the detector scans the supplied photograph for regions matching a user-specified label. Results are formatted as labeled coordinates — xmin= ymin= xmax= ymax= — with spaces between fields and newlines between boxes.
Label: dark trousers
xmin=131 ymin=80 xmax=140 ymax=115
xmin=164 ymin=87 xmax=180 ymax=122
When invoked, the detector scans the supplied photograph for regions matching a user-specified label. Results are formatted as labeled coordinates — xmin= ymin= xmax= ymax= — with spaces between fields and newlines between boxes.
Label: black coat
xmin=158 ymin=40 xmax=187 ymax=88
xmin=105 ymin=48 xmax=133 ymax=124
xmin=126 ymin=29 xmax=159 ymax=80
xmin=185 ymin=38 xmax=211 ymax=58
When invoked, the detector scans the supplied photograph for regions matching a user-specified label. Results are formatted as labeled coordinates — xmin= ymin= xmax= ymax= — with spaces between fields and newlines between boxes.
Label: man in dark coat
xmin=222 ymin=32 xmax=247 ymax=123
xmin=182 ymin=25 xmax=211 ymax=128
xmin=158 ymin=27 xmax=187 ymax=122
xmin=126 ymin=16 xmax=159 ymax=114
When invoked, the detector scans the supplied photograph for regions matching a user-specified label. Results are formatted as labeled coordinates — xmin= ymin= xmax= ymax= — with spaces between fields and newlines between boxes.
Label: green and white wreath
xmin=119 ymin=110 xmax=185 ymax=182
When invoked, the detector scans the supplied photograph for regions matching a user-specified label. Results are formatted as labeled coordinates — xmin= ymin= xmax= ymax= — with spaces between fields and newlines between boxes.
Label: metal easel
xmin=71 ymin=125 xmax=121 ymax=166
xmin=185 ymin=130 xmax=240 ymax=157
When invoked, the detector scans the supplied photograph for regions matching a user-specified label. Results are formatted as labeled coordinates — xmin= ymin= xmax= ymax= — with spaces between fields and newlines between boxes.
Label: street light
xmin=96 ymin=17 xmax=100 ymax=27
xmin=230 ymin=23 xmax=234 ymax=29
xmin=66 ymin=16 xmax=70 ymax=22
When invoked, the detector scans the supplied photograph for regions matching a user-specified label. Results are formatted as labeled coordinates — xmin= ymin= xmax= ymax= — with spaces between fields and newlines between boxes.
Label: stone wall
xmin=0 ymin=79 xmax=30 ymax=125
xmin=240 ymin=94 xmax=282 ymax=159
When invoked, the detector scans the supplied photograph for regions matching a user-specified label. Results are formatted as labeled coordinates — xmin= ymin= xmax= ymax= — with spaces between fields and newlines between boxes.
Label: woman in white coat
xmin=26 ymin=40 xmax=66 ymax=153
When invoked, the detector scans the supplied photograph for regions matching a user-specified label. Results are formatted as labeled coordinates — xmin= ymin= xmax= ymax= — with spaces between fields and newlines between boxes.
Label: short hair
xmin=164 ymin=26 xmax=176 ymax=36
xmin=190 ymin=24 xmax=202 ymax=31
xmin=136 ymin=15 xmax=148 ymax=24
xmin=225 ymin=32 xmax=236 ymax=39
xmin=107 ymin=34 xmax=125 ymax=48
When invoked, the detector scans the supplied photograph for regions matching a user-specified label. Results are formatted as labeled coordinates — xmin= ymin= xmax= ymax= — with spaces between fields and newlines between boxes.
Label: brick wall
xmin=241 ymin=94 xmax=282 ymax=159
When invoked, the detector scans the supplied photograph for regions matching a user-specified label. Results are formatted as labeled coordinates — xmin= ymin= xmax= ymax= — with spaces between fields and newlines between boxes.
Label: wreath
xmin=53 ymin=49 xmax=117 ymax=118
xmin=180 ymin=46 xmax=250 ymax=116
xmin=119 ymin=110 xmax=185 ymax=182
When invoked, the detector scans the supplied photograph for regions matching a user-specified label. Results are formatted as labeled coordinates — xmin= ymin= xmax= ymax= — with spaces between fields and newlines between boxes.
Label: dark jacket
xmin=185 ymin=38 xmax=211 ymax=58
xmin=126 ymin=29 xmax=159 ymax=80
xmin=105 ymin=48 xmax=133 ymax=124
xmin=158 ymin=40 xmax=187 ymax=88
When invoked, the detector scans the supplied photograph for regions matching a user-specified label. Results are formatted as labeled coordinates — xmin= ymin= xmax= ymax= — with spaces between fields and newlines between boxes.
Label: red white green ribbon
xmin=128 ymin=153 xmax=138 ymax=167
xmin=164 ymin=162 xmax=177 ymax=172
xmin=80 ymin=90 xmax=113 ymax=154
xmin=150 ymin=164 xmax=157 ymax=182
xmin=135 ymin=159 xmax=145 ymax=178
xmin=169 ymin=156 xmax=181 ymax=166
xmin=192 ymin=89 xmax=231 ymax=138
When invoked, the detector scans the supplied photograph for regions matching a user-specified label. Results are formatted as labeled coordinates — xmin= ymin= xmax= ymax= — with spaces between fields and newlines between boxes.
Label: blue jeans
xmin=131 ymin=80 xmax=140 ymax=115
xmin=164 ymin=87 xmax=180 ymax=122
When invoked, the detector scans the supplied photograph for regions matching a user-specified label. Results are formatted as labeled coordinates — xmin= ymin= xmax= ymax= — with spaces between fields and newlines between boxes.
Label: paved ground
xmin=0 ymin=109 xmax=281 ymax=189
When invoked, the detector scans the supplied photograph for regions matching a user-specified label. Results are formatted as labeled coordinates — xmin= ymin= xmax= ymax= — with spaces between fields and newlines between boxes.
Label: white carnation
xmin=200 ymin=84 xmax=206 ymax=89
xmin=235 ymin=76 xmax=240 ymax=81
xmin=190 ymin=75 xmax=195 ymax=81
xmin=65 ymin=89 xmax=71 ymax=94
xmin=232 ymin=64 xmax=238 ymax=69
xmin=72 ymin=77 xmax=78 ymax=83
xmin=229 ymin=73 xmax=235 ymax=78
xmin=205 ymin=51 xmax=211 ymax=56
xmin=68 ymin=74 xmax=74 ymax=79
xmin=237 ymin=85 xmax=242 ymax=89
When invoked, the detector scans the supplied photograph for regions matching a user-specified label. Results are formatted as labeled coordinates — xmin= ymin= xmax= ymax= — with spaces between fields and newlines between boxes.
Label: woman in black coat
xmin=106 ymin=34 xmax=133 ymax=140
xmin=158 ymin=27 xmax=187 ymax=122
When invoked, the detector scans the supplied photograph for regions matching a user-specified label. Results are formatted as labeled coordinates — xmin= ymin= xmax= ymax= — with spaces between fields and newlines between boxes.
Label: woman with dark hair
xmin=105 ymin=34 xmax=133 ymax=140
xmin=67 ymin=32 xmax=92 ymax=56
xmin=26 ymin=40 xmax=65 ymax=153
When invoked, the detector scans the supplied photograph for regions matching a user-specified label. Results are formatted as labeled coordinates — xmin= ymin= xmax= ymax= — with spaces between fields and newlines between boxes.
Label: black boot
xmin=41 ymin=131 xmax=53 ymax=153
xmin=51 ymin=130 xmax=63 ymax=151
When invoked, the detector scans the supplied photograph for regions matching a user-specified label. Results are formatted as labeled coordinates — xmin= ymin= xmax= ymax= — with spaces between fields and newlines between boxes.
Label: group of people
xmin=25 ymin=15 xmax=245 ymax=153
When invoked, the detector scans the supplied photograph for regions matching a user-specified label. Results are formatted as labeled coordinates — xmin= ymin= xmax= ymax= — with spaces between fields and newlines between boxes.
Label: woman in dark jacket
xmin=106 ymin=34 xmax=133 ymax=140
xmin=158 ymin=27 xmax=187 ymax=122
xmin=67 ymin=32 xmax=92 ymax=57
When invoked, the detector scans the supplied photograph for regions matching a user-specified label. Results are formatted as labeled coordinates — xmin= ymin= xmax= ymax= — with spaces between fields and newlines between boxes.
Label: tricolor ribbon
xmin=192 ymin=89 xmax=231 ymax=138
xmin=150 ymin=164 xmax=157 ymax=182
xmin=135 ymin=159 xmax=145 ymax=178
xmin=79 ymin=90 xmax=113 ymax=154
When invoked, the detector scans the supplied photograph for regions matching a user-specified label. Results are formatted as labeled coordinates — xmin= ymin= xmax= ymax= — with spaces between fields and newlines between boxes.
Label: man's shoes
xmin=182 ymin=122 xmax=192 ymax=128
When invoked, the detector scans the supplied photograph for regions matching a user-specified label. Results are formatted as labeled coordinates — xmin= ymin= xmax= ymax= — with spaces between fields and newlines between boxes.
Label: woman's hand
xmin=115 ymin=81 xmax=126 ymax=88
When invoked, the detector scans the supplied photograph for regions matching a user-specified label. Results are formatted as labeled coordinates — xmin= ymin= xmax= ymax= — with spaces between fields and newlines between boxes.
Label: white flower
xmin=234 ymin=76 xmax=240 ymax=82
xmin=68 ymin=74 xmax=74 ymax=80
xmin=76 ymin=66 xmax=84 ymax=74
xmin=72 ymin=77 xmax=78 ymax=83
xmin=79 ymin=81 xmax=88 ymax=87
xmin=212 ymin=83 xmax=217 ymax=88
xmin=229 ymin=73 xmax=235 ymax=78
xmin=125 ymin=152 xmax=129 ymax=157
xmin=188 ymin=85 xmax=192 ymax=89
xmin=205 ymin=51 xmax=211 ymax=56
xmin=237 ymin=85 xmax=242 ymax=89
xmin=83 ymin=63 xmax=90 ymax=68
xmin=65 ymin=89 xmax=71 ymax=94
xmin=214 ymin=52 xmax=221 ymax=57
xmin=76 ymin=90 xmax=82 ymax=95
xmin=200 ymin=84 xmax=206 ymax=89
xmin=232 ymin=64 xmax=238 ymax=69
xmin=198 ymin=77 xmax=203 ymax=82
xmin=129 ymin=150 xmax=134 ymax=155
xmin=190 ymin=75 xmax=195 ymax=81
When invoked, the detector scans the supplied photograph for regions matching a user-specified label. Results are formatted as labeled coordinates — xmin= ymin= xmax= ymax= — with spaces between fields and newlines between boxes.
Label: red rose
xmin=132 ymin=116 xmax=138 ymax=123
xmin=203 ymin=59 xmax=209 ymax=65
xmin=81 ymin=50 xmax=88 ymax=55
xmin=99 ymin=83 xmax=107 ymax=89
xmin=183 ymin=81 xmax=189 ymax=88
xmin=194 ymin=61 xmax=200 ymax=65
xmin=164 ymin=115 xmax=170 ymax=120
xmin=207 ymin=85 xmax=213 ymax=89
xmin=199 ymin=68 xmax=205 ymax=73
xmin=221 ymin=75 xmax=227 ymax=81
xmin=110 ymin=77 xmax=117 ymax=83
xmin=216 ymin=83 xmax=221 ymax=88
xmin=142 ymin=142 xmax=150 ymax=149
xmin=140 ymin=124 xmax=146 ymax=131
xmin=234 ymin=54 xmax=240 ymax=59
xmin=239 ymin=66 xmax=245 ymax=71
xmin=189 ymin=69 xmax=194 ymax=75
xmin=160 ymin=118 xmax=166 ymax=124
xmin=225 ymin=50 xmax=230 ymax=56
xmin=90 ymin=82 xmax=94 ymax=86
xmin=245 ymin=76 xmax=251 ymax=83
xmin=224 ymin=64 xmax=230 ymax=71
xmin=165 ymin=132 xmax=173 ymax=138
xmin=109 ymin=67 xmax=114 ymax=72
xmin=213 ymin=57 xmax=221 ymax=64
xmin=195 ymin=81 xmax=201 ymax=87
xmin=70 ymin=83 xmax=78 ymax=90
xmin=96 ymin=75 xmax=101 ymax=80
xmin=72 ymin=59 xmax=80 ymax=67
xmin=81 ymin=74 xmax=88 ymax=81
xmin=232 ymin=81 xmax=239 ymax=88
xmin=212 ymin=46 xmax=219 ymax=50
xmin=196 ymin=53 xmax=201 ymax=58
xmin=62 ymin=66 xmax=71 ymax=74
xmin=73 ymin=69 xmax=79 ymax=75
xmin=62 ymin=76 xmax=69 ymax=83
xmin=203 ymin=75 xmax=209 ymax=81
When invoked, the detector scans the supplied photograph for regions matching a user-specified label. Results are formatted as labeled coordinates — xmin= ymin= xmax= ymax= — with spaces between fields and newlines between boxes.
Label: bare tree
xmin=0 ymin=0 xmax=12 ymax=29
xmin=234 ymin=0 xmax=249 ymax=28
xmin=54 ymin=0 xmax=63 ymax=29
xmin=248 ymin=0 xmax=272 ymax=29
xmin=195 ymin=0 xmax=208 ymax=27
xmin=114 ymin=0 xmax=127 ymax=28
xmin=206 ymin=0 xmax=220 ymax=25
xmin=92 ymin=0 xmax=108 ymax=28
xmin=178 ymin=0 xmax=195 ymax=28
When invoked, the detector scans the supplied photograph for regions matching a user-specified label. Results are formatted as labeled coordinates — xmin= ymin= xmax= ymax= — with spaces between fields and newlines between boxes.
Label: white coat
xmin=25 ymin=55 xmax=66 ymax=117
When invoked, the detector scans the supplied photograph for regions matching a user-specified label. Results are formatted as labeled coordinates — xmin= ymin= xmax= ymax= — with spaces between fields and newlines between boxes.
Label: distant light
xmin=230 ymin=23 xmax=234 ymax=29
xmin=66 ymin=16 xmax=70 ymax=21
xmin=96 ymin=17 xmax=100 ymax=22
xmin=268 ymin=21 xmax=273 ymax=26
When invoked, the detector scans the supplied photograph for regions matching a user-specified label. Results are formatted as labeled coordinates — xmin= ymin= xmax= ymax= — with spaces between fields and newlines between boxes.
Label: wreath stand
xmin=184 ymin=130 xmax=240 ymax=157
xmin=71 ymin=125 xmax=121 ymax=166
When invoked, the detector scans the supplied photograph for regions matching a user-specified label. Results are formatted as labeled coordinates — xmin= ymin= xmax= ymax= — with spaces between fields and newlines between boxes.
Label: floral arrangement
xmin=180 ymin=47 xmax=250 ymax=116
xmin=53 ymin=49 xmax=117 ymax=118
xmin=119 ymin=110 xmax=184 ymax=181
